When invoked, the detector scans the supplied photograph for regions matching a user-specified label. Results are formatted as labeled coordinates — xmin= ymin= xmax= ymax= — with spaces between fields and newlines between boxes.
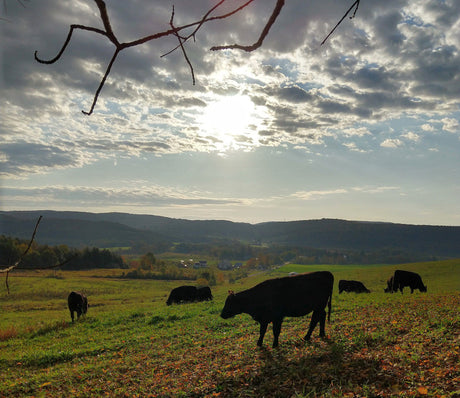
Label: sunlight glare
xmin=198 ymin=95 xmax=259 ymax=149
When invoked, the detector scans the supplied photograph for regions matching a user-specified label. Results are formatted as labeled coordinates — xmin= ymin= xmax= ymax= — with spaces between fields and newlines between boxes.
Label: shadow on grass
xmin=214 ymin=340 xmax=396 ymax=397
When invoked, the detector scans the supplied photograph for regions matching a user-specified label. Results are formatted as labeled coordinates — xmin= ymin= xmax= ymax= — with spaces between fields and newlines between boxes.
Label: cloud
xmin=441 ymin=118 xmax=459 ymax=133
xmin=352 ymin=186 xmax=400 ymax=194
xmin=381 ymin=139 xmax=404 ymax=148
xmin=421 ymin=124 xmax=435 ymax=132
xmin=1 ymin=185 xmax=241 ymax=208
xmin=291 ymin=189 xmax=348 ymax=200
xmin=401 ymin=132 xmax=420 ymax=142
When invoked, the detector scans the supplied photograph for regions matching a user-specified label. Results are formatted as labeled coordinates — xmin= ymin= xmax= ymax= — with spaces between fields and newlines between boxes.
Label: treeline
xmin=0 ymin=235 xmax=127 ymax=270
xmin=170 ymin=241 xmax=438 ymax=265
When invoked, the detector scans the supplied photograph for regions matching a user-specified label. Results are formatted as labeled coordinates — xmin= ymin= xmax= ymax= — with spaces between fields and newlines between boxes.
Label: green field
xmin=1 ymin=260 xmax=459 ymax=397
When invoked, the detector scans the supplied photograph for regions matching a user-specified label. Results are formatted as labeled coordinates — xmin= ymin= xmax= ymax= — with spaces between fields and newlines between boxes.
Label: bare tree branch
xmin=0 ymin=215 xmax=41 ymax=294
xmin=168 ymin=6 xmax=196 ymax=85
xmin=33 ymin=0 xmax=361 ymax=115
xmin=1 ymin=0 xmax=28 ymax=22
xmin=82 ymin=48 xmax=121 ymax=116
xmin=16 ymin=254 xmax=78 ymax=271
xmin=0 ymin=216 xmax=79 ymax=294
xmin=321 ymin=0 xmax=361 ymax=46
xmin=210 ymin=0 xmax=285 ymax=52
xmin=34 ymin=25 xmax=107 ymax=64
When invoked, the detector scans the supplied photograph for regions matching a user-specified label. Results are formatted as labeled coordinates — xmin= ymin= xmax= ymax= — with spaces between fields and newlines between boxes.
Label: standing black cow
xmin=339 ymin=280 xmax=370 ymax=293
xmin=68 ymin=291 xmax=88 ymax=322
xmin=197 ymin=286 xmax=213 ymax=301
xmin=220 ymin=271 xmax=334 ymax=348
xmin=391 ymin=270 xmax=427 ymax=294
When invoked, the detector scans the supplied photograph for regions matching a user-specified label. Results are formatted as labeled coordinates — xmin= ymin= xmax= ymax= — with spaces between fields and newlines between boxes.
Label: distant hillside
xmin=0 ymin=212 xmax=170 ymax=249
xmin=1 ymin=210 xmax=459 ymax=257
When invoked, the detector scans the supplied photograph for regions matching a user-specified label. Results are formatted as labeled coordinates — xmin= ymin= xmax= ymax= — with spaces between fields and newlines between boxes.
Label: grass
xmin=0 ymin=260 xmax=459 ymax=397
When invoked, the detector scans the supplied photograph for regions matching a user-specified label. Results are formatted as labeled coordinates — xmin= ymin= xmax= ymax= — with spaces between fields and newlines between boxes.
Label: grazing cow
xmin=339 ymin=280 xmax=370 ymax=294
xmin=197 ymin=286 xmax=213 ymax=301
xmin=220 ymin=271 xmax=334 ymax=348
xmin=166 ymin=285 xmax=213 ymax=305
xmin=166 ymin=286 xmax=198 ymax=305
xmin=384 ymin=276 xmax=395 ymax=293
xmin=68 ymin=291 xmax=88 ymax=322
xmin=391 ymin=270 xmax=427 ymax=294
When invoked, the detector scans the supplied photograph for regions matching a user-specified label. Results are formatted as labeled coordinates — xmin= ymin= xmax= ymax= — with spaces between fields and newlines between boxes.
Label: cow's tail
xmin=327 ymin=289 xmax=332 ymax=322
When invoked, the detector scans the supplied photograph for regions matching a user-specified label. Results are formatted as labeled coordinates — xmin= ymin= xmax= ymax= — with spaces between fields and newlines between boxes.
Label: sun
xmin=197 ymin=95 xmax=260 ymax=149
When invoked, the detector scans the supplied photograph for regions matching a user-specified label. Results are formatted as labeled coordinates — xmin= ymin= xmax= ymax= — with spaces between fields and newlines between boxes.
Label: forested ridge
xmin=1 ymin=211 xmax=459 ymax=261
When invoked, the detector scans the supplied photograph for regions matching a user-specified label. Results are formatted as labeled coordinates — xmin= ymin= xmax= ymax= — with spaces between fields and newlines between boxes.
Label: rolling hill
xmin=1 ymin=210 xmax=459 ymax=257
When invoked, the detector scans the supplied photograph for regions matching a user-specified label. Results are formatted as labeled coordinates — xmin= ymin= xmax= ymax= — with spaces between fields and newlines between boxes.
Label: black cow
xmin=166 ymin=286 xmax=197 ymax=305
xmin=197 ymin=286 xmax=213 ymax=301
xmin=384 ymin=276 xmax=395 ymax=293
xmin=339 ymin=280 xmax=370 ymax=294
xmin=391 ymin=270 xmax=427 ymax=294
xmin=166 ymin=285 xmax=213 ymax=305
xmin=220 ymin=271 xmax=334 ymax=348
xmin=68 ymin=291 xmax=88 ymax=322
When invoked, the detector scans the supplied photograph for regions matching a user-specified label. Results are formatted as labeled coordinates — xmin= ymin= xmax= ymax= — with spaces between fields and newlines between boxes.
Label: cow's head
xmin=82 ymin=296 xmax=88 ymax=314
xmin=220 ymin=290 xmax=240 ymax=319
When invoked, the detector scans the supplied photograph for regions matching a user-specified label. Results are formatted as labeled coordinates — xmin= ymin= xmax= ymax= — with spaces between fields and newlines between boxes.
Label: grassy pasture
xmin=0 ymin=260 xmax=459 ymax=397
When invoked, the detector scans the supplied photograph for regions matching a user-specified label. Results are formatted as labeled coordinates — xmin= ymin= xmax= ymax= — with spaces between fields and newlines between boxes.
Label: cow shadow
xmin=215 ymin=338 xmax=396 ymax=397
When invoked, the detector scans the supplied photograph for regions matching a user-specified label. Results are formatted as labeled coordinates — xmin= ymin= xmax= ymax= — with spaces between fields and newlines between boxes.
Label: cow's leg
xmin=318 ymin=309 xmax=327 ymax=338
xmin=76 ymin=308 xmax=82 ymax=320
xmin=272 ymin=319 xmax=283 ymax=348
xmin=257 ymin=322 xmax=268 ymax=347
xmin=304 ymin=311 xmax=320 ymax=341
xmin=70 ymin=310 xmax=75 ymax=322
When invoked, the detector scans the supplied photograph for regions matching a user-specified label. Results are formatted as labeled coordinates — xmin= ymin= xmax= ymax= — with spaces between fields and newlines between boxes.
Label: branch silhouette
xmin=34 ymin=0 xmax=361 ymax=115
xmin=0 ymin=216 xmax=78 ymax=294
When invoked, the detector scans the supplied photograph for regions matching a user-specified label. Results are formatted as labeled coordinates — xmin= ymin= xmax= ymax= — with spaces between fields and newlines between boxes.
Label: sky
xmin=1 ymin=0 xmax=459 ymax=226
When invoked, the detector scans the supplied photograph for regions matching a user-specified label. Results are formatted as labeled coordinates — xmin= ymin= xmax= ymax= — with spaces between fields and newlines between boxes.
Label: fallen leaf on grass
xmin=40 ymin=381 xmax=51 ymax=387
xmin=417 ymin=386 xmax=428 ymax=395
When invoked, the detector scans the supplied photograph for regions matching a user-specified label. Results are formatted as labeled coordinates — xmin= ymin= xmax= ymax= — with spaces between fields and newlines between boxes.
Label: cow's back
xmin=394 ymin=270 xmax=426 ymax=292
xmin=245 ymin=271 xmax=333 ymax=318
xmin=167 ymin=285 xmax=197 ymax=305
xmin=68 ymin=291 xmax=86 ymax=309
xmin=197 ymin=286 xmax=213 ymax=301
xmin=395 ymin=270 xmax=418 ymax=286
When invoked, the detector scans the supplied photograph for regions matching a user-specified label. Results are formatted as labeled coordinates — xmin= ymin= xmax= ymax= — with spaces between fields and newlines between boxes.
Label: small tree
xmin=140 ymin=252 xmax=156 ymax=271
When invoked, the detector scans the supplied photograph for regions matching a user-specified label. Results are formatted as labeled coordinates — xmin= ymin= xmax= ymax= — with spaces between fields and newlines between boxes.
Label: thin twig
xmin=82 ymin=48 xmax=121 ymax=115
xmin=168 ymin=6 xmax=196 ymax=85
xmin=321 ymin=0 xmax=360 ymax=46
xmin=35 ymin=25 xmax=107 ymax=64
xmin=17 ymin=254 xmax=79 ymax=270
xmin=210 ymin=0 xmax=285 ymax=52
xmin=0 ymin=215 xmax=42 ymax=294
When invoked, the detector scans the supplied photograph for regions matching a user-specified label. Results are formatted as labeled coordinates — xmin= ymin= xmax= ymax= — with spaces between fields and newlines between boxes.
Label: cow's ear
xmin=228 ymin=290 xmax=235 ymax=296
